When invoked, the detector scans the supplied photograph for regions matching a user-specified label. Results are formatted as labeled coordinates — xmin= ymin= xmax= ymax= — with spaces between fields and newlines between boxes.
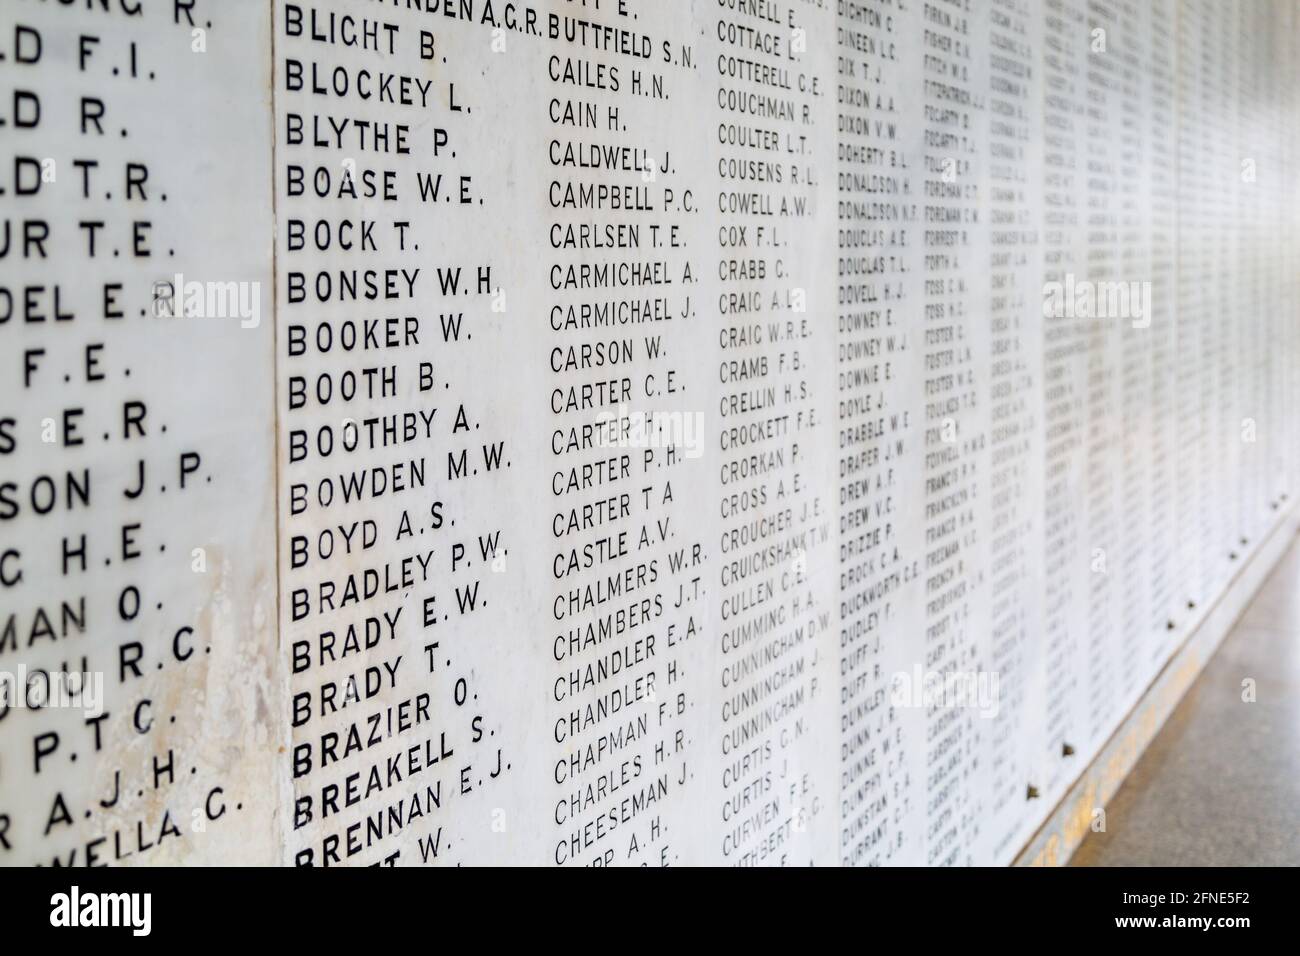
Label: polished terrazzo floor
xmin=1070 ymin=532 xmax=1300 ymax=866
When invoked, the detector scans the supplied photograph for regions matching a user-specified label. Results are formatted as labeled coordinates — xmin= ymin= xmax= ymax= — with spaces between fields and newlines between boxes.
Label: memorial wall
xmin=1 ymin=0 xmax=1297 ymax=867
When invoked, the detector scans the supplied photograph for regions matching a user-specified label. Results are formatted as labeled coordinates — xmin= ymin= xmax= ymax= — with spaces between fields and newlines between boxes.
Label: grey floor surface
xmin=1071 ymin=532 xmax=1300 ymax=866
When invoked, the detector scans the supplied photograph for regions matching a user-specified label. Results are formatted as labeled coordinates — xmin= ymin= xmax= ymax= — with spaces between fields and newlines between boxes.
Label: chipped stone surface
xmin=0 ymin=0 xmax=279 ymax=866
